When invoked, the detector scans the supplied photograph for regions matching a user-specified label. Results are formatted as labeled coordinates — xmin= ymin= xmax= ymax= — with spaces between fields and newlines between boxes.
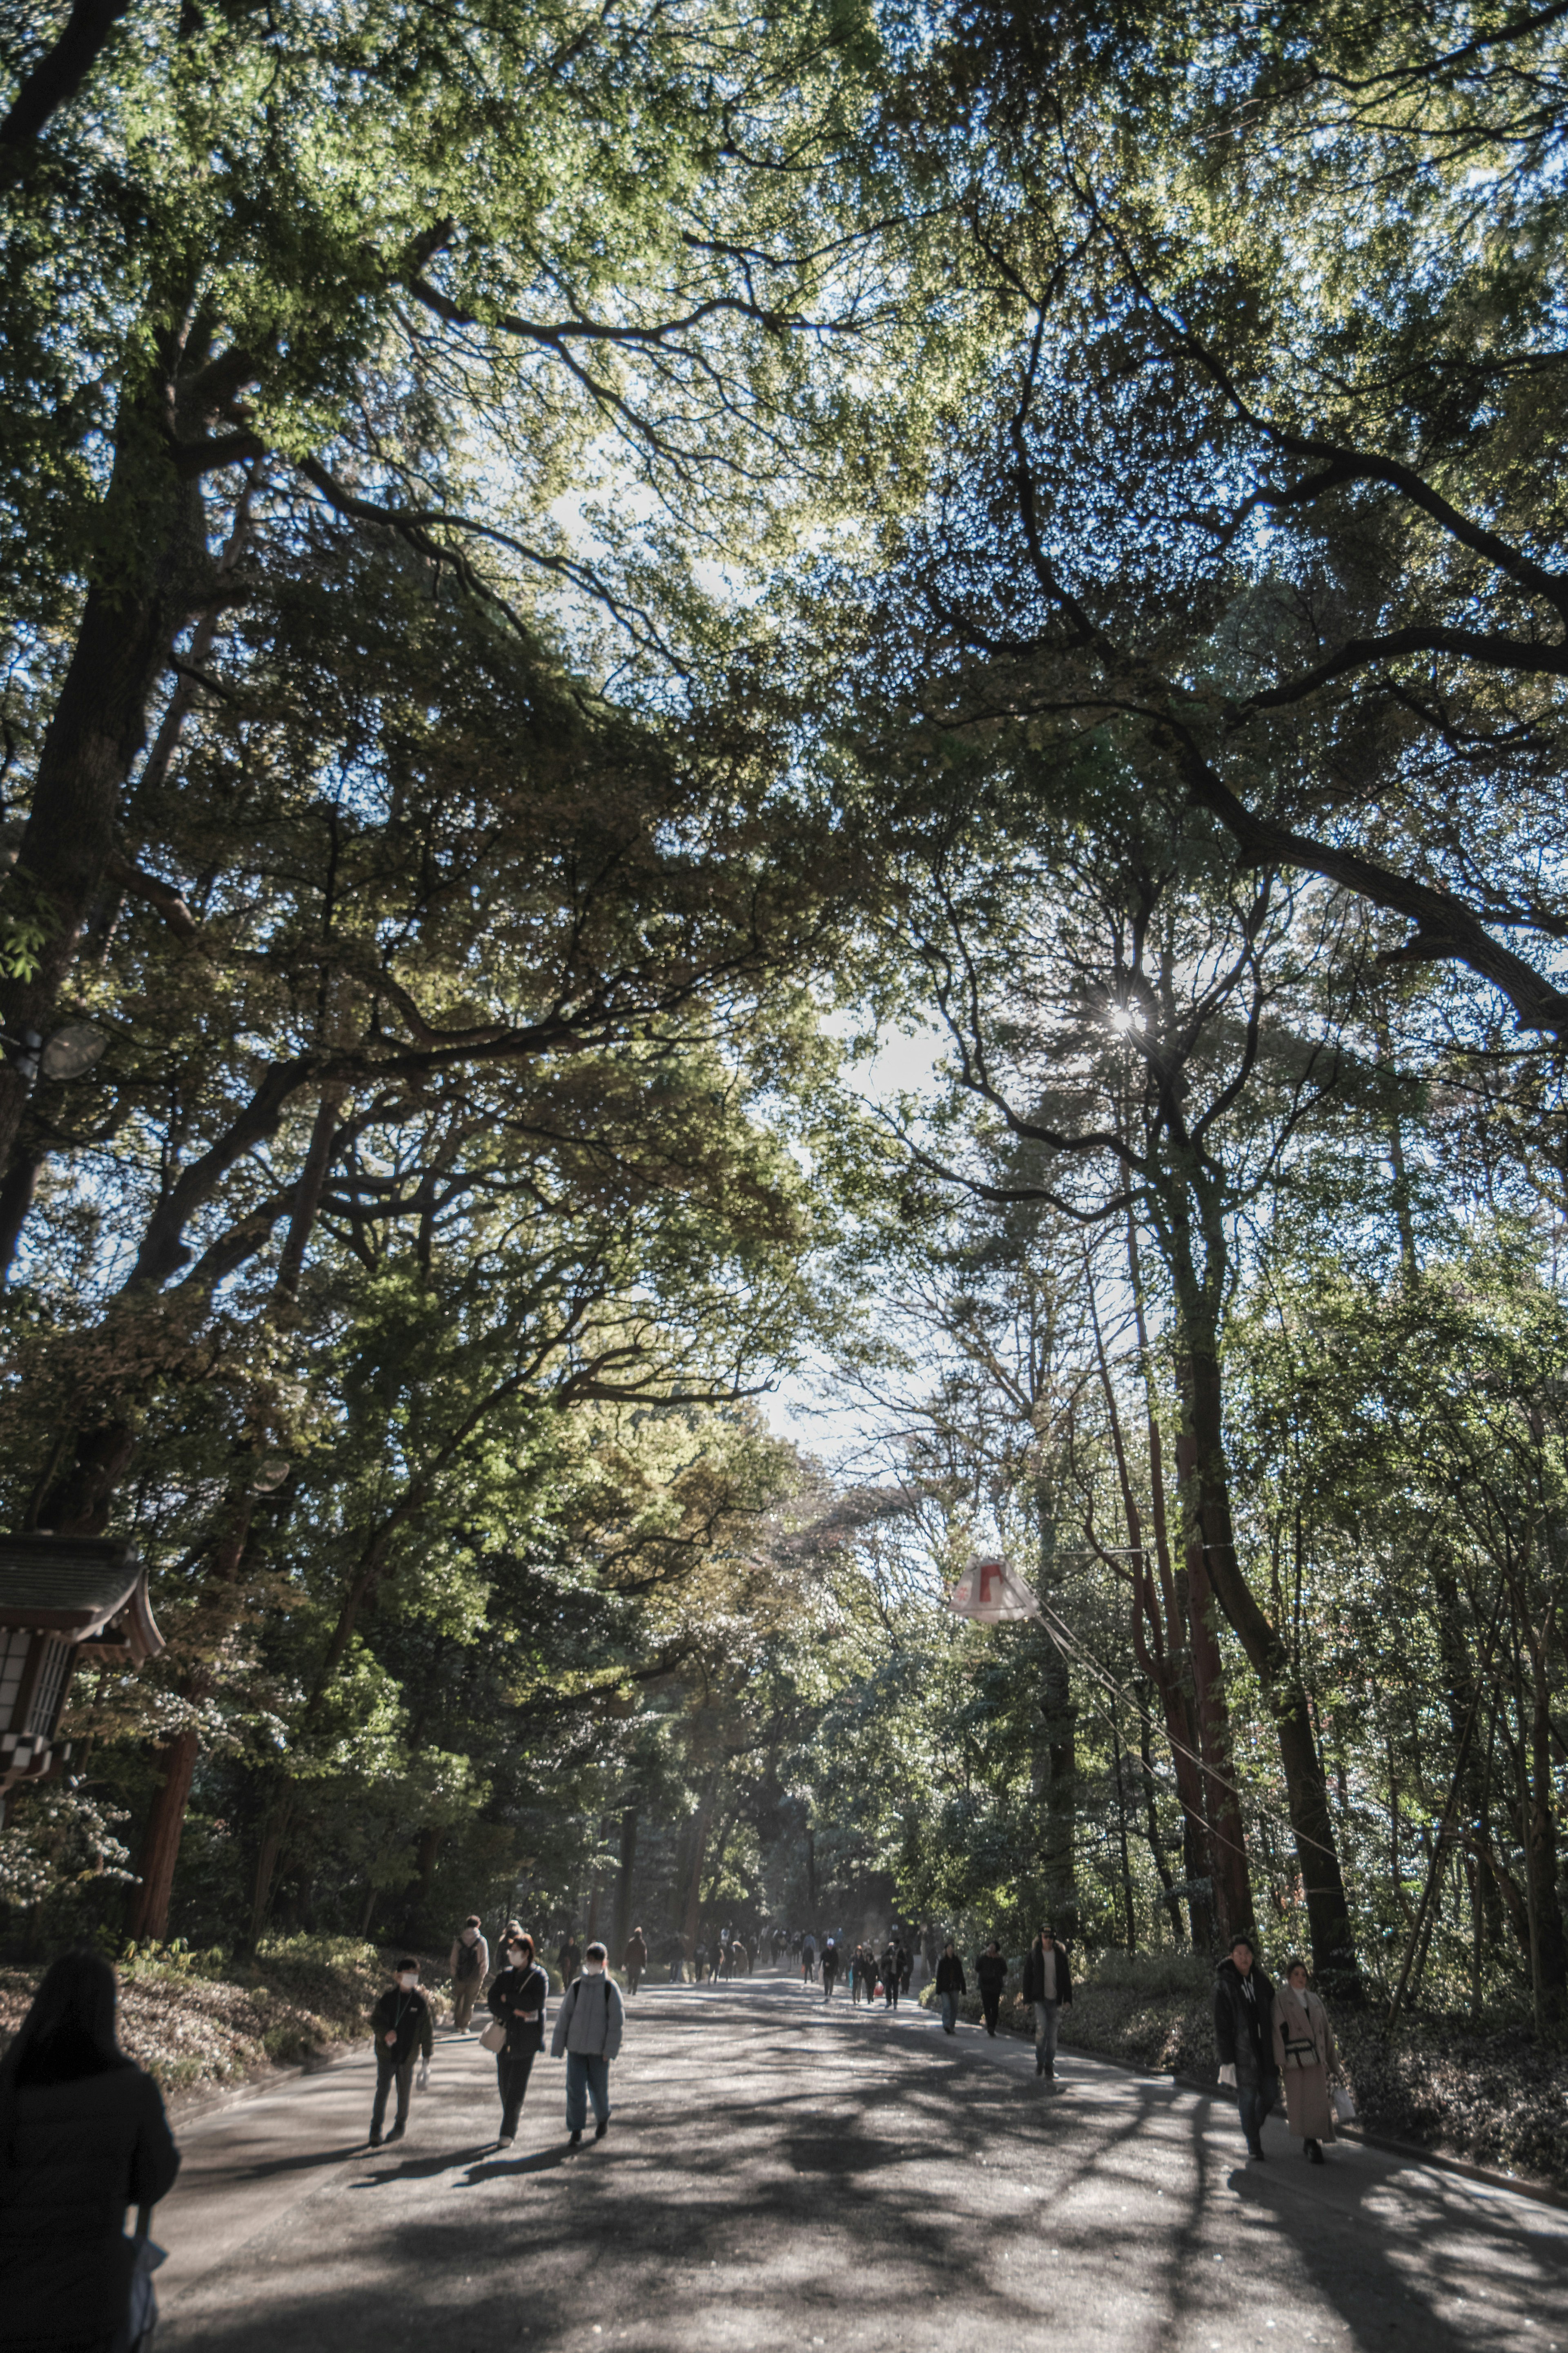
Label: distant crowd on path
xmin=388 ymin=1910 xmax=1348 ymax=2175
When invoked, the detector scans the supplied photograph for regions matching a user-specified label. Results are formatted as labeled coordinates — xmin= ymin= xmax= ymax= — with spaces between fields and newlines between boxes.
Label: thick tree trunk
xmin=1123 ymin=1214 xmax=1218 ymax=1950
xmin=122 ymin=1491 xmax=259 ymax=1940
xmin=1177 ymin=1506 xmax=1255 ymax=1948
xmin=125 ymin=1726 xmax=200 ymax=1945
xmin=682 ymin=1782 xmax=716 ymax=1954
xmin=0 ymin=375 xmax=211 ymax=1175
xmin=1035 ymin=1498 xmax=1078 ymax=1934
xmin=1177 ymin=1334 xmax=1362 ymax=1992
xmin=610 ymin=1806 xmax=638 ymax=1962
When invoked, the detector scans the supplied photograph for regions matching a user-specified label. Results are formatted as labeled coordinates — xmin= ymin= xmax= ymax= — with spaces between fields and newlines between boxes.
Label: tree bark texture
xmin=610 ymin=1805 xmax=638 ymax=1962
xmin=125 ymin=1725 xmax=200 ymax=1945
xmin=1176 ymin=1335 xmax=1362 ymax=1992
xmin=0 ymin=372 xmax=214 ymax=1176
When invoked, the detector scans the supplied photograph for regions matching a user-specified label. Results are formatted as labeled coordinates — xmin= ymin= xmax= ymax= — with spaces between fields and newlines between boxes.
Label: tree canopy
xmin=1 ymin=0 xmax=1564 ymax=2042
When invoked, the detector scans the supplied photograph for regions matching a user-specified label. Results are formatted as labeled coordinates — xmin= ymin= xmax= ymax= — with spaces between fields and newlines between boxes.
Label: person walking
xmin=820 ymin=1935 xmax=840 ymax=1998
xmin=368 ymin=1955 xmax=434 ymax=2145
xmin=487 ymin=1930 xmax=548 ymax=2146
xmin=557 ymin=1930 xmax=582 ymax=1987
xmin=801 ymin=1932 xmax=816 ymax=1984
xmin=623 ymin=1927 xmax=647 ymax=1995
xmin=1019 ymin=1925 xmax=1073 ymax=2077
xmin=880 ymin=1940 xmax=899 ymax=2008
xmin=975 ymin=1940 xmax=1008 ymax=2036
xmin=0 ymin=1950 xmax=181 ymax=2353
xmin=1271 ymin=1958 xmax=1341 ymax=2165
xmin=448 ymin=1915 xmax=489 ymax=2032
xmin=1214 ymin=1933 xmax=1279 ymax=2162
xmin=551 ymin=1940 xmax=626 ymax=2148
xmin=935 ymin=1940 xmax=966 ymax=2034
xmin=897 ymin=1940 xmax=913 ymax=2002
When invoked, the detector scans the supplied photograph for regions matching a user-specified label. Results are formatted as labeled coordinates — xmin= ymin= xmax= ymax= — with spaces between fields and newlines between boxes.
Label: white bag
xmin=479 ymin=2016 xmax=507 ymax=2053
xmin=1332 ymin=2084 xmax=1356 ymax=2124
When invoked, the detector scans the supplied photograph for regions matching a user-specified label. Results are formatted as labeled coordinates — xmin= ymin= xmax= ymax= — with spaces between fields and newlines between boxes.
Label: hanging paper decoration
xmin=947 ymin=1555 xmax=1040 ymax=1622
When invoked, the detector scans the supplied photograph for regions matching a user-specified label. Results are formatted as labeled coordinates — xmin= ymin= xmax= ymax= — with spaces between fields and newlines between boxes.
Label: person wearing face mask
xmin=367 ymin=1958 xmax=434 ymax=2146
xmin=549 ymin=1940 xmax=625 ymax=2148
xmin=448 ymin=1916 xmax=489 ymax=2033
xmin=487 ymin=1932 xmax=549 ymax=2146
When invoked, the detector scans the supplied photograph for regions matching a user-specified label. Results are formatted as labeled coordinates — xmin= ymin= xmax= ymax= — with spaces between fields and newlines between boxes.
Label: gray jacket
xmin=550 ymin=1970 xmax=625 ymax=2061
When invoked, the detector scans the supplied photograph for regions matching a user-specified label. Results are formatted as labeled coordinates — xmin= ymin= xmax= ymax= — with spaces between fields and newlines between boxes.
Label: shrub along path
xmin=154 ymin=1971 xmax=1567 ymax=2353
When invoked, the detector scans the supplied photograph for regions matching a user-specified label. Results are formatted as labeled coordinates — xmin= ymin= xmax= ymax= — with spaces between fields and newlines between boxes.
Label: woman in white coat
xmin=1271 ymin=1958 xmax=1341 ymax=2163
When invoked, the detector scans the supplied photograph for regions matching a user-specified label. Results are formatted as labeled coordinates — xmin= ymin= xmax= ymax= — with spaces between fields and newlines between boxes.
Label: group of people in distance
xmin=935 ymin=1925 xmax=1074 ymax=2074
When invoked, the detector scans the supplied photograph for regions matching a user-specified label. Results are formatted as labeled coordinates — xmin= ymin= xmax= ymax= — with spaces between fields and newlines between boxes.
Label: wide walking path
xmin=154 ymin=1973 xmax=1567 ymax=2352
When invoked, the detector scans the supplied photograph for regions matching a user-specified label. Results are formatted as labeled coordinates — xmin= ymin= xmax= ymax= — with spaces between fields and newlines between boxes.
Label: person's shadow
xmin=460 ymin=2147 xmax=572 ymax=2183
xmin=349 ymin=2143 xmax=496 ymax=2185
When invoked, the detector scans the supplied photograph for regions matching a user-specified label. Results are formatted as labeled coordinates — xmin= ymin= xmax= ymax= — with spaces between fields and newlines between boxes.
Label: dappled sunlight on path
xmin=155 ymin=1975 xmax=1568 ymax=2352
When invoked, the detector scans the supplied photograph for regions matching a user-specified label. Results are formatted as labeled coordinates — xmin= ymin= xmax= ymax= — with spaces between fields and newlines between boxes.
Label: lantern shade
xmin=947 ymin=1555 xmax=1040 ymax=1622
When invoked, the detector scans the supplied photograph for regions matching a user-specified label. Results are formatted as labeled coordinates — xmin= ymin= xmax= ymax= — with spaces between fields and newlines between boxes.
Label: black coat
xmin=370 ymin=1986 xmax=434 ymax=2068
xmin=488 ymin=1963 xmax=548 ymax=2055
xmin=935 ymin=1954 xmax=966 ymax=1995
xmin=1021 ymin=1940 xmax=1072 ymax=2005
xmin=1213 ymin=1958 xmax=1277 ymax=2085
xmin=975 ymin=1952 xmax=1008 ymax=1997
xmin=0 ymin=2061 xmax=180 ymax=2349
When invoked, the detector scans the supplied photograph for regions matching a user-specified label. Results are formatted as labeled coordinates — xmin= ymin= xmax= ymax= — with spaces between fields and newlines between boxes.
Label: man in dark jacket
xmin=975 ymin=1939 xmax=1009 ymax=2036
xmin=368 ymin=1957 xmax=435 ymax=2145
xmin=935 ymin=1940 xmax=966 ymax=2034
xmin=623 ymin=1927 xmax=648 ymax=1994
xmin=1019 ymin=1926 xmax=1073 ymax=2077
xmin=1214 ymin=1933 xmax=1278 ymax=2161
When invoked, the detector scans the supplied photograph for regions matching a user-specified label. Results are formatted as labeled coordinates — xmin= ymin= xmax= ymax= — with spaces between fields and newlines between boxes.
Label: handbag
xmin=1332 ymin=2084 xmax=1356 ymax=2124
xmin=479 ymin=2017 xmax=507 ymax=2053
xmin=121 ymin=2203 xmax=167 ymax=2353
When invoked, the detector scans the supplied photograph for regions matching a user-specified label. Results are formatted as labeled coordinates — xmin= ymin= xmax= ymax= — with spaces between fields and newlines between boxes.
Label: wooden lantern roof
xmin=0 ymin=1535 xmax=163 ymax=1661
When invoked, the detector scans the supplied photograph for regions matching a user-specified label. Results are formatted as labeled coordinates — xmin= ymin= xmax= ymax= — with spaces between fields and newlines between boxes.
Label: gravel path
xmin=154 ymin=1972 xmax=1568 ymax=2352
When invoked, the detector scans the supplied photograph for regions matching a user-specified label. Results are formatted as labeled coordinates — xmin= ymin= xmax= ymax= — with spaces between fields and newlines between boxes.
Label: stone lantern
xmin=0 ymin=1535 xmax=164 ymax=1798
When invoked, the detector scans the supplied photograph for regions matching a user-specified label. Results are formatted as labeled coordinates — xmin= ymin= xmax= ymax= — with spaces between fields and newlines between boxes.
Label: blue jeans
xmin=940 ymin=1992 xmax=957 ymax=2034
xmin=565 ymin=2052 xmax=610 ymax=2132
xmin=1238 ymin=2072 xmax=1279 ymax=2153
xmin=1034 ymin=1999 xmax=1060 ymax=2069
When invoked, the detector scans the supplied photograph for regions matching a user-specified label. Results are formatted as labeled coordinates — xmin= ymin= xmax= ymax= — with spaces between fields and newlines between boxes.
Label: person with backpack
xmin=486 ymin=1930 xmax=548 ymax=2146
xmin=935 ymin=1940 xmax=966 ymax=2034
xmin=0 ymin=1951 xmax=180 ymax=2353
xmin=550 ymin=1940 xmax=626 ymax=2148
xmin=623 ymin=1927 xmax=647 ymax=1994
xmin=448 ymin=1915 xmax=489 ymax=2032
xmin=975 ymin=1940 xmax=1008 ymax=2036
xmin=368 ymin=1956 xmax=434 ymax=2145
